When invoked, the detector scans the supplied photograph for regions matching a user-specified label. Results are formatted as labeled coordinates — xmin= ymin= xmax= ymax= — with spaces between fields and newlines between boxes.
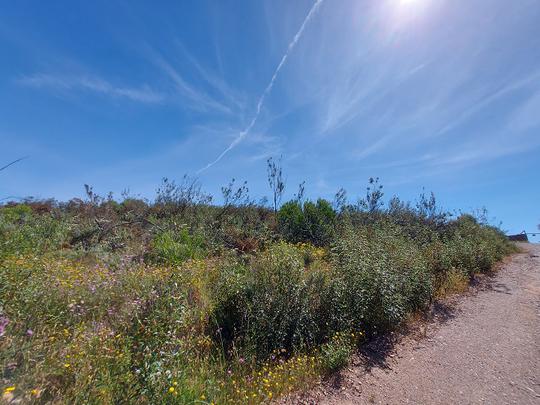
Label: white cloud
xmin=150 ymin=53 xmax=233 ymax=114
xmin=17 ymin=73 xmax=164 ymax=103
xmin=175 ymin=42 xmax=247 ymax=113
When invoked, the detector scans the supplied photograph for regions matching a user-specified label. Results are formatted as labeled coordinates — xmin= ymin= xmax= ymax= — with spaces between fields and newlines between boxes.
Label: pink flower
xmin=0 ymin=316 xmax=8 ymax=337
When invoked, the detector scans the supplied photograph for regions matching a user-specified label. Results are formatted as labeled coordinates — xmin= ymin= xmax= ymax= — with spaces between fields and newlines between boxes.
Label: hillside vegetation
xmin=0 ymin=173 xmax=515 ymax=404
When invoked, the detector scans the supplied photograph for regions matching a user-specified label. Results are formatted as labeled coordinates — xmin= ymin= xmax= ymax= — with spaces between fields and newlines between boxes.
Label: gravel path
xmin=284 ymin=243 xmax=540 ymax=405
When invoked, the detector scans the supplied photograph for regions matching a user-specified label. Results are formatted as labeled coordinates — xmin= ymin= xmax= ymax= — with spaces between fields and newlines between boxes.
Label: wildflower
xmin=3 ymin=386 xmax=15 ymax=393
xmin=200 ymin=394 xmax=206 ymax=400
xmin=168 ymin=387 xmax=175 ymax=393
xmin=64 ymin=363 xmax=70 ymax=368
xmin=0 ymin=316 xmax=9 ymax=337
xmin=26 ymin=329 xmax=34 ymax=337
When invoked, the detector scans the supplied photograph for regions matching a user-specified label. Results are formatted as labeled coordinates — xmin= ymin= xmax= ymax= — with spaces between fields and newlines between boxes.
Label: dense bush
xmin=442 ymin=214 xmax=512 ymax=276
xmin=211 ymin=243 xmax=330 ymax=358
xmin=328 ymin=222 xmax=433 ymax=333
xmin=278 ymin=199 xmax=336 ymax=246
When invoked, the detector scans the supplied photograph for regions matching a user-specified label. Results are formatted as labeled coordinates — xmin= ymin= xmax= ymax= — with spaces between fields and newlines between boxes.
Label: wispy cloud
xmin=433 ymin=70 xmax=540 ymax=138
xmin=175 ymin=42 xmax=246 ymax=112
xmin=198 ymin=0 xmax=325 ymax=173
xmin=149 ymin=51 xmax=233 ymax=114
xmin=17 ymin=73 xmax=164 ymax=103
xmin=506 ymin=90 xmax=540 ymax=132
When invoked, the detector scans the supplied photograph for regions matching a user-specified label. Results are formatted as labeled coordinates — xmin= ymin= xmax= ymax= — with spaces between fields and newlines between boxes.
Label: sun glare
xmin=394 ymin=0 xmax=430 ymax=21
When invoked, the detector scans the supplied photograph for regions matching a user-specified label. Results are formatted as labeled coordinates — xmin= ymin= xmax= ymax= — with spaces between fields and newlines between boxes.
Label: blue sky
xmin=1 ymin=0 xmax=539 ymax=239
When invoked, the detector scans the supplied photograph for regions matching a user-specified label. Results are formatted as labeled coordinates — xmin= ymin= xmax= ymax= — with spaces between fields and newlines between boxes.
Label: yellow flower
xmin=168 ymin=387 xmax=175 ymax=393
xmin=3 ymin=386 xmax=15 ymax=393
xmin=64 ymin=363 xmax=70 ymax=368
xmin=200 ymin=394 xmax=206 ymax=400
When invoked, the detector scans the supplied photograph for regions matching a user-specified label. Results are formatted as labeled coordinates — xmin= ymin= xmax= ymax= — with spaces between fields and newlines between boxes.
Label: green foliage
xmin=0 ymin=204 xmax=32 ymax=222
xmin=277 ymin=201 xmax=304 ymax=241
xmin=329 ymin=223 xmax=433 ymax=333
xmin=320 ymin=332 xmax=355 ymax=372
xmin=149 ymin=228 xmax=206 ymax=265
xmin=211 ymin=242 xmax=330 ymax=358
xmin=278 ymin=199 xmax=336 ymax=246
xmin=441 ymin=214 xmax=515 ymax=277
xmin=0 ymin=208 xmax=69 ymax=260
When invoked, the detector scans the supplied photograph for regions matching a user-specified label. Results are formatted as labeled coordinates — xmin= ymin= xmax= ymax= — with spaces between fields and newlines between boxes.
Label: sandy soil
xmin=281 ymin=243 xmax=540 ymax=405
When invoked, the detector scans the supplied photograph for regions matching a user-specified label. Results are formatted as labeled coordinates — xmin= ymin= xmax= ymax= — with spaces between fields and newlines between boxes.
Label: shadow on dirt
xmin=319 ymin=300 xmax=460 ymax=391
xmin=491 ymin=282 xmax=512 ymax=294
xmin=360 ymin=301 xmax=458 ymax=372
xmin=429 ymin=301 xmax=458 ymax=323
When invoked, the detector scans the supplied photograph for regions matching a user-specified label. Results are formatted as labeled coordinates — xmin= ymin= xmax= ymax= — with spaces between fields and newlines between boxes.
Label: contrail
xmin=198 ymin=0 xmax=324 ymax=173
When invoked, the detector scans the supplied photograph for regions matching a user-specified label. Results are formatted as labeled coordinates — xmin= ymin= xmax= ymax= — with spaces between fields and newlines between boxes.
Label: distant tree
xmin=267 ymin=157 xmax=285 ymax=214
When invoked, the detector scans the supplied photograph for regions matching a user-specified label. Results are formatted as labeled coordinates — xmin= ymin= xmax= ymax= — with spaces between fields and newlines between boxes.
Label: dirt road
xmin=286 ymin=243 xmax=540 ymax=405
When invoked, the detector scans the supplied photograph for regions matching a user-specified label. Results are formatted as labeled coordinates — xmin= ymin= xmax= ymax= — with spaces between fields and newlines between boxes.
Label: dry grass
xmin=436 ymin=269 xmax=470 ymax=298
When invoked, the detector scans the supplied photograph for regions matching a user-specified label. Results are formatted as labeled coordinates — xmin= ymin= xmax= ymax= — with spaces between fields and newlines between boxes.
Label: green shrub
xmin=278 ymin=199 xmax=336 ymax=246
xmin=211 ymin=242 xmax=331 ymax=358
xmin=277 ymin=201 xmax=304 ymax=242
xmin=320 ymin=332 xmax=355 ymax=372
xmin=442 ymin=215 xmax=514 ymax=277
xmin=0 ymin=209 xmax=69 ymax=260
xmin=0 ymin=204 xmax=33 ymax=222
xmin=329 ymin=223 xmax=432 ymax=333
xmin=149 ymin=228 xmax=206 ymax=265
